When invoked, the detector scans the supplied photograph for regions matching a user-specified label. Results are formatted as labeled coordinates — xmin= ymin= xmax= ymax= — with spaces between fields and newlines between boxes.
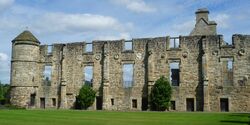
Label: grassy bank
xmin=0 ymin=110 xmax=249 ymax=125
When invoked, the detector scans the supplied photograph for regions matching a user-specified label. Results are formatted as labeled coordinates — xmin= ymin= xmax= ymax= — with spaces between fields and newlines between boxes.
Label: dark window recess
xmin=186 ymin=98 xmax=194 ymax=112
xmin=124 ymin=40 xmax=133 ymax=50
xmin=170 ymin=62 xmax=180 ymax=86
xmin=40 ymin=98 xmax=45 ymax=109
xmin=220 ymin=98 xmax=229 ymax=112
xmin=96 ymin=96 xmax=103 ymax=110
xmin=141 ymin=97 xmax=148 ymax=111
xmin=132 ymin=99 xmax=137 ymax=108
xmin=52 ymin=98 xmax=56 ymax=107
xmin=30 ymin=94 xmax=36 ymax=106
xmin=85 ymin=43 xmax=93 ymax=52
xmin=170 ymin=101 xmax=176 ymax=110
xmin=171 ymin=69 xmax=180 ymax=86
xmin=111 ymin=98 xmax=114 ymax=106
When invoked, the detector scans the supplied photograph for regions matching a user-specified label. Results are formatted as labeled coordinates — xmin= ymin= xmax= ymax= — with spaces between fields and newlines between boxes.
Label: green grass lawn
xmin=0 ymin=110 xmax=249 ymax=125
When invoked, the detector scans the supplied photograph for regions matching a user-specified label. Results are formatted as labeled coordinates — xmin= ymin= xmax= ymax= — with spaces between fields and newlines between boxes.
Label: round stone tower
xmin=10 ymin=30 xmax=40 ymax=108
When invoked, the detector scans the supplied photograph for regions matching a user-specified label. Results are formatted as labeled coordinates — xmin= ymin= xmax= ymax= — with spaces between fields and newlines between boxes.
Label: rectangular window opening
xmin=170 ymin=101 xmax=176 ymax=110
xmin=40 ymin=98 xmax=45 ymax=109
xmin=96 ymin=96 xmax=103 ymax=110
xmin=85 ymin=43 xmax=93 ymax=52
xmin=170 ymin=37 xmax=180 ymax=48
xmin=43 ymin=65 xmax=52 ymax=86
xmin=186 ymin=98 xmax=194 ymax=112
xmin=84 ymin=66 xmax=93 ymax=87
xmin=123 ymin=64 xmax=134 ymax=88
xmin=111 ymin=98 xmax=114 ymax=106
xmin=52 ymin=98 xmax=56 ymax=107
xmin=30 ymin=94 xmax=36 ymax=106
xmin=170 ymin=62 xmax=180 ymax=86
xmin=124 ymin=40 xmax=133 ymax=50
xmin=47 ymin=45 xmax=52 ymax=55
xmin=132 ymin=99 xmax=137 ymax=108
xmin=222 ymin=58 xmax=233 ymax=86
xmin=220 ymin=98 xmax=229 ymax=112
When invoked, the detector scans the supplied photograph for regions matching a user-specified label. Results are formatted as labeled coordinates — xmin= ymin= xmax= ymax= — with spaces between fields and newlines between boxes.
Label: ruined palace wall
xmin=206 ymin=35 xmax=250 ymax=112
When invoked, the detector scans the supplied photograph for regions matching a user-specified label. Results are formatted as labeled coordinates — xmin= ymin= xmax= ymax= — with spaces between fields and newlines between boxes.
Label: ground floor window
xmin=111 ymin=98 xmax=114 ymax=106
xmin=96 ymin=96 xmax=102 ymax=110
xmin=132 ymin=99 xmax=137 ymax=108
xmin=186 ymin=98 xmax=194 ymax=111
xmin=40 ymin=98 xmax=45 ymax=109
xmin=170 ymin=101 xmax=176 ymax=110
xmin=220 ymin=98 xmax=229 ymax=112
xmin=30 ymin=94 xmax=36 ymax=106
xmin=52 ymin=98 xmax=56 ymax=107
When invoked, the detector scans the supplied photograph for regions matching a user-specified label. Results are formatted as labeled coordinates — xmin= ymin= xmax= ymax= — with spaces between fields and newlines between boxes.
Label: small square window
xmin=169 ymin=38 xmax=179 ymax=48
xmin=85 ymin=43 xmax=93 ymax=52
xmin=124 ymin=41 xmax=133 ymax=50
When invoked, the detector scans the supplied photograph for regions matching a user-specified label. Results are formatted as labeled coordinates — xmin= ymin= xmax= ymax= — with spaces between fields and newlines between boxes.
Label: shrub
xmin=75 ymin=85 xmax=96 ymax=109
xmin=150 ymin=76 xmax=172 ymax=111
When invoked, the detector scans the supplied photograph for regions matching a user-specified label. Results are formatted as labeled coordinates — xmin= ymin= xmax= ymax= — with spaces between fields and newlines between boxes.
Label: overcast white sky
xmin=0 ymin=0 xmax=250 ymax=83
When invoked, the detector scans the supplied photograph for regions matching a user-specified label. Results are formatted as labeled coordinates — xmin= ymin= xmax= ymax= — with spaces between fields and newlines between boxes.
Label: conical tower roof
xmin=12 ymin=30 xmax=40 ymax=43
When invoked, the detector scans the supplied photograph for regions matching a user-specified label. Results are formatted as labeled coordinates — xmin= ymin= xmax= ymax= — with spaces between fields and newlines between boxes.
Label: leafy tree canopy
xmin=75 ymin=84 xmax=96 ymax=109
xmin=150 ymin=76 xmax=172 ymax=111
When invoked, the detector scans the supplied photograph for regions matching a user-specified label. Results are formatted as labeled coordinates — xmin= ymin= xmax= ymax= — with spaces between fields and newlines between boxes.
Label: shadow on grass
xmin=220 ymin=113 xmax=250 ymax=125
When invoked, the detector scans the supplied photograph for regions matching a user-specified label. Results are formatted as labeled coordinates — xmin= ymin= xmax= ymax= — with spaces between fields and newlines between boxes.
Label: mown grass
xmin=0 ymin=110 xmax=249 ymax=125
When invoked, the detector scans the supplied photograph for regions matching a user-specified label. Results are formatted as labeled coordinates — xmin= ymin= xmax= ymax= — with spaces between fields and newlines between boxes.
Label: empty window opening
xmin=132 ymin=99 xmax=137 ymax=108
xmin=170 ymin=37 xmax=180 ymax=48
xmin=111 ymin=98 xmax=114 ymax=106
xmin=227 ymin=59 xmax=233 ymax=71
xmin=222 ymin=58 xmax=233 ymax=86
xmin=123 ymin=64 xmax=134 ymax=88
xmin=52 ymin=98 xmax=56 ymax=107
xmin=47 ymin=45 xmax=52 ymax=54
xmin=84 ymin=66 xmax=93 ymax=87
xmin=85 ymin=43 xmax=93 ymax=52
xmin=124 ymin=40 xmax=133 ymax=50
xmin=43 ymin=66 xmax=52 ymax=86
xmin=186 ymin=98 xmax=194 ymax=112
xmin=170 ymin=101 xmax=176 ymax=110
xmin=30 ymin=94 xmax=36 ymax=106
xmin=170 ymin=62 xmax=180 ymax=86
xmin=40 ymin=98 xmax=45 ymax=109
xmin=220 ymin=98 xmax=229 ymax=112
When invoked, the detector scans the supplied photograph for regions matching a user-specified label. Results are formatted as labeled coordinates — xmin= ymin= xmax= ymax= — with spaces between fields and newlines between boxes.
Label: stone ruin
xmin=10 ymin=8 xmax=250 ymax=112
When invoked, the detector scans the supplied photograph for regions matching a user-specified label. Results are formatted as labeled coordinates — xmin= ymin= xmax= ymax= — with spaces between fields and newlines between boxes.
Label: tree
xmin=0 ymin=82 xmax=10 ymax=105
xmin=150 ymin=76 xmax=172 ymax=111
xmin=75 ymin=84 xmax=96 ymax=109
